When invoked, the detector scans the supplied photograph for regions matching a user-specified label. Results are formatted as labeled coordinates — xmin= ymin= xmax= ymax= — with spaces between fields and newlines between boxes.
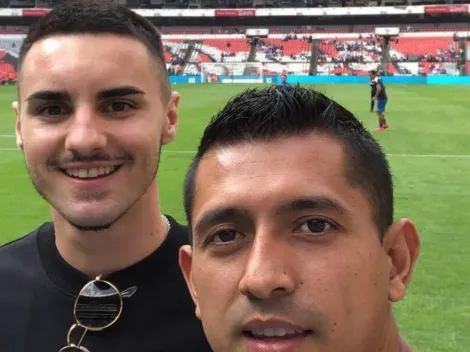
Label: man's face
xmin=15 ymin=34 xmax=179 ymax=230
xmin=180 ymin=134 xmax=419 ymax=352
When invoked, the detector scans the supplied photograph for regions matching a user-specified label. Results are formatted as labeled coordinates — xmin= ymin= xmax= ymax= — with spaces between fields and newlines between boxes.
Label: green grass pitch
xmin=0 ymin=84 xmax=469 ymax=351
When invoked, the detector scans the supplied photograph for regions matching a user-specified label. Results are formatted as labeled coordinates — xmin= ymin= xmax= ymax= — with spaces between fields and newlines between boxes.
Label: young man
xmin=0 ymin=1 xmax=211 ymax=351
xmin=370 ymin=70 xmax=389 ymax=131
xmin=180 ymin=85 xmax=420 ymax=352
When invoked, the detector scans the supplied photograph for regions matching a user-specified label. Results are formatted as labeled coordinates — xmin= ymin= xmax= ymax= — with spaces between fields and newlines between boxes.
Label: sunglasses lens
xmin=75 ymin=280 xmax=122 ymax=329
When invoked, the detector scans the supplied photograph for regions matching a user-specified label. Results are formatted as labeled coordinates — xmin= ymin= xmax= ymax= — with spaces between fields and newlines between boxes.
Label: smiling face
xmin=15 ymin=34 xmax=179 ymax=230
xmin=180 ymin=134 xmax=420 ymax=352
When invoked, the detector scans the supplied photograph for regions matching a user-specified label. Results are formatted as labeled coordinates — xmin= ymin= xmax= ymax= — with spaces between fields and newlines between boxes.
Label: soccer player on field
xmin=370 ymin=70 xmax=389 ymax=131
xmin=369 ymin=74 xmax=376 ymax=112
xmin=280 ymin=72 xmax=291 ymax=87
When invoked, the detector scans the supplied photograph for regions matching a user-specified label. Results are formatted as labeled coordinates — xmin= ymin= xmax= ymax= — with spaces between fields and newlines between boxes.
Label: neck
xmin=52 ymin=180 xmax=168 ymax=278
xmin=378 ymin=316 xmax=414 ymax=352
xmin=399 ymin=339 xmax=413 ymax=352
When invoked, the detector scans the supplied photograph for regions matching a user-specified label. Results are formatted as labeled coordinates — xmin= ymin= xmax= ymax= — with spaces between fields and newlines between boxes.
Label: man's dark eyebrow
xmin=96 ymin=86 xmax=145 ymax=100
xmin=25 ymin=86 xmax=145 ymax=103
xmin=26 ymin=90 xmax=70 ymax=102
xmin=193 ymin=207 xmax=249 ymax=243
xmin=275 ymin=197 xmax=351 ymax=217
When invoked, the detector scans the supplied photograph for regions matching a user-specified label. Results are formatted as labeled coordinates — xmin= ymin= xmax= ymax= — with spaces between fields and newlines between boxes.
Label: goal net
xmin=201 ymin=62 xmax=264 ymax=83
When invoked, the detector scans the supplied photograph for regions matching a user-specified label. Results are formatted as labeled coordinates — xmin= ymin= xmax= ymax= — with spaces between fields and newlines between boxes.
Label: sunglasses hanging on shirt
xmin=58 ymin=275 xmax=136 ymax=352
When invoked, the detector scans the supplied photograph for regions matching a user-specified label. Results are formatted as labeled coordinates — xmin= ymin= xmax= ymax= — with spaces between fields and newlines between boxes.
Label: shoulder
xmin=0 ymin=223 xmax=51 ymax=270
xmin=0 ymin=224 xmax=56 ymax=349
xmin=0 ymin=224 xmax=52 ymax=307
xmin=0 ymin=226 xmax=39 ymax=257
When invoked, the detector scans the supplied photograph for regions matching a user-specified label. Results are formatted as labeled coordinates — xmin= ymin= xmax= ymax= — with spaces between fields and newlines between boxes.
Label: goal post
xmin=200 ymin=62 xmax=264 ymax=83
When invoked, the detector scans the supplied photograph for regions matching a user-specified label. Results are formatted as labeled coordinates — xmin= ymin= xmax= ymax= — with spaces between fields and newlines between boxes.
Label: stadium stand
xmin=0 ymin=1 xmax=468 ymax=81
xmin=0 ymin=25 xmax=467 ymax=80
xmin=160 ymin=28 xmax=466 ymax=77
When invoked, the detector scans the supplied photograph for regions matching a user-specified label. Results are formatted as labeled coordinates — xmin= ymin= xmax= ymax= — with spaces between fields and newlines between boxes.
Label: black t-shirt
xmin=370 ymin=76 xmax=387 ymax=100
xmin=0 ymin=216 xmax=212 ymax=352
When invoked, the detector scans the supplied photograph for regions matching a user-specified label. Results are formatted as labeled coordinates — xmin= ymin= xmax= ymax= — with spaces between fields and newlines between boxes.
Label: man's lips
xmin=242 ymin=318 xmax=313 ymax=338
xmin=58 ymin=163 xmax=124 ymax=180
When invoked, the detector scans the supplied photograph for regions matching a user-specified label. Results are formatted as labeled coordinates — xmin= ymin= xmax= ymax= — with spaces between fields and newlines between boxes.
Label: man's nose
xmin=238 ymin=233 xmax=297 ymax=300
xmin=64 ymin=108 xmax=107 ymax=154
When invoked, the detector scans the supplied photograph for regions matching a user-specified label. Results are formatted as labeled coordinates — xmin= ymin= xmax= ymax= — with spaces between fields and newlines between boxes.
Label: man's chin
xmin=58 ymin=210 xmax=123 ymax=233
xmin=68 ymin=220 xmax=115 ymax=232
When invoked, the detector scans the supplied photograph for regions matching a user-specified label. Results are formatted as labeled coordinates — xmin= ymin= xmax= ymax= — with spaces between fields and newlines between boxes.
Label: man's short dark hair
xmin=183 ymin=85 xmax=394 ymax=240
xmin=18 ymin=0 xmax=170 ymax=98
xmin=370 ymin=70 xmax=378 ymax=75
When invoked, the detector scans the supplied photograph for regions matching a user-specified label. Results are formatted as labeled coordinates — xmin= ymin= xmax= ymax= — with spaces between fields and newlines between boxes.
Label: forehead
xmin=20 ymin=34 xmax=159 ymax=99
xmin=193 ymin=134 xmax=371 ymax=220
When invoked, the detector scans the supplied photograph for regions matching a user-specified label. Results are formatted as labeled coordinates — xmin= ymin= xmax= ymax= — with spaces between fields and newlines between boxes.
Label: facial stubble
xmin=25 ymin=145 xmax=162 ymax=232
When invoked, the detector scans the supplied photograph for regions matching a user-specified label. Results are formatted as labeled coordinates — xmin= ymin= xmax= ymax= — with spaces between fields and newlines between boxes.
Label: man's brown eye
xmin=298 ymin=219 xmax=335 ymax=235
xmin=40 ymin=105 xmax=63 ymax=116
xmin=105 ymin=101 xmax=133 ymax=113
xmin=212 ymin=230 xmax=243 ymax=243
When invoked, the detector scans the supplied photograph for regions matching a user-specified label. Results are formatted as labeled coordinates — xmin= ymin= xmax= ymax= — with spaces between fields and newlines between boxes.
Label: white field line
xmin=0 ymin=154 xmax=20 ymax=165
xmin=0 ymin=147 xmax=469 ymax=159
xmin=1 ymin=135 xmax=469 ymax=158
xmin=161 ymin=151 xmax=470 ymax=158
xmin=386 ymin=153 xmax=470 ymax=158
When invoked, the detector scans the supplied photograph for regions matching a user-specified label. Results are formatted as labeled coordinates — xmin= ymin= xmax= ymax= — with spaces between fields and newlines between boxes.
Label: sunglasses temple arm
xmin=66 ymin=323 xmax=89 ymax=347
xmin=77 ymin=326 xmax=88 ymax=347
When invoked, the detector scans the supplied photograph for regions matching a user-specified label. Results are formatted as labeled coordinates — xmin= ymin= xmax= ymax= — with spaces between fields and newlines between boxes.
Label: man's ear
xmin=12 ymin=101 xmax=23 ymax=151
xmin=161 ymin=92 xmax=180 ymax=145
xmin=179 ymin=244 xmax=201 ymax=319
xmin=383 ymin=218 xmax=420 ymax=302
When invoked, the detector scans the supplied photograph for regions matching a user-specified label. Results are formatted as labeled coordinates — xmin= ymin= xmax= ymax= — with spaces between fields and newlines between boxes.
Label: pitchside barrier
xmin=169 ymin=75 xmax=470 ymax=85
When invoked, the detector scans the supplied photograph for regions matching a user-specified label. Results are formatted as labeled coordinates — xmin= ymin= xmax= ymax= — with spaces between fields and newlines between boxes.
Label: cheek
xmin=121 ymin=125 xmax=161 ymax=155
xmin=309 ymin=246 xmax=389 ymax=336
xmin=21 ymin=123 xmax=62 ymax=157
xmin=192 ymin=260 xmax=241 ymax=324
xmin=22 ymin=137 xmax=53 ymax=169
